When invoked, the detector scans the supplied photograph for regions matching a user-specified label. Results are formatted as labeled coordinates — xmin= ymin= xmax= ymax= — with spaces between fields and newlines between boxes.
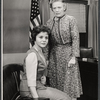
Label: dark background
xmin=98 ymin=0 xmax=100 ymax=100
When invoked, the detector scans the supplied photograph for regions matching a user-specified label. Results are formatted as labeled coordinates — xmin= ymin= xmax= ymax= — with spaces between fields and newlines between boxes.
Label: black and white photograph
xmin=2 ymin=0 xmax=99 ymax=100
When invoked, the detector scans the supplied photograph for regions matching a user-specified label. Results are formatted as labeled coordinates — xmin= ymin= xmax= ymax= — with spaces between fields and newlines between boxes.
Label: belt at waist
xmin=54 ymin=42 xmax=72 ymax=47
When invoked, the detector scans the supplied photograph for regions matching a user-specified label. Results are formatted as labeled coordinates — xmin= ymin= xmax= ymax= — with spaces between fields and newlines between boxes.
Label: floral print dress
xmin=46 ymin=14 xmax=83 ymax=98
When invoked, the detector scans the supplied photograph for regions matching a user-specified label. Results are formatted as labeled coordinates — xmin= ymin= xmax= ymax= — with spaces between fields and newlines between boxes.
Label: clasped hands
xmin=41 ymin=75 xmax=46 ymax=85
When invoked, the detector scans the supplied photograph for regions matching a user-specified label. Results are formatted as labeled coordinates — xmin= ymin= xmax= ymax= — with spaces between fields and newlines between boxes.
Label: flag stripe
xmin=33 ymin=18 xmax=39 ymax=26
xmin=37 ymin=15 xmax=41 ymax=25
xmin=29 ymin=31 xmax=32 ymax=38
xmin=30 ymin=21 xmax=33 ymax=30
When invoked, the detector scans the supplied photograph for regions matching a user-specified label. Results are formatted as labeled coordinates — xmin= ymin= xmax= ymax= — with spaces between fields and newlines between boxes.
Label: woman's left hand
xmin=41 ymin=75 xmax=46 ymax=85
xmin=68 ymin=57 xmax=76 ymax=67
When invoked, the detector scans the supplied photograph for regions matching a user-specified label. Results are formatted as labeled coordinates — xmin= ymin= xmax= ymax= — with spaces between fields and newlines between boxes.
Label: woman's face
xmin=35 ymin=32 xmax=49 ymax=48
xmin=52 ymin=1 xmax=65 ymax=17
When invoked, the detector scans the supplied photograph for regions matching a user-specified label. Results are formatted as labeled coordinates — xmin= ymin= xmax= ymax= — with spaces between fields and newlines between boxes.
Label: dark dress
xmin=46 ymin=14 xmax=83 ymax=98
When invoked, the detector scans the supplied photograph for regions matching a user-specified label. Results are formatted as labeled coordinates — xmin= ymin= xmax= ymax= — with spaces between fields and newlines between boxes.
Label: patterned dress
xmin=46 ymin=14 xmax=83 ymax=98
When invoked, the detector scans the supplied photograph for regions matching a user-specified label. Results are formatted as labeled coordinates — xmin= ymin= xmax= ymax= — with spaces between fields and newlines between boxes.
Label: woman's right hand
xmin=68 ymin=57 xmax=76 ymax=67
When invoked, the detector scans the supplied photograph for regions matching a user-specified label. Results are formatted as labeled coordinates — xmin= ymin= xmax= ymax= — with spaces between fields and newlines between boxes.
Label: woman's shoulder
xmin=46 ymin=18 xmax=54 ymax=24
xmin=26 ymin=51 xmax=37 ymax=60
xmin=26 ymin=48 xmax=37 ymax=58
xmin=64 ymin=14 xmax=77 ymax=24
xmin=65 ymin=14 xmax=76 ymax=20
xmin=46 ymin=18 xmax=54 ymax=29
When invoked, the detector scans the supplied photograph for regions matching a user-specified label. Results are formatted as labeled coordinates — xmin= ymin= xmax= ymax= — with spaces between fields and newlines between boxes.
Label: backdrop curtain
xmin=88 ymin=0 xmax=98 ymax=58
xmin=39 ymin=0 xmax=50 ymax=25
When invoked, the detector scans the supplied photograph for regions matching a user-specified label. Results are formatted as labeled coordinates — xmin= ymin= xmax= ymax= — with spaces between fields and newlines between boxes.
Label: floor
xmin=77 ymin=95 xmax=97 ymax=100
xmin=18 ymin=94 xmax=97 ymax=100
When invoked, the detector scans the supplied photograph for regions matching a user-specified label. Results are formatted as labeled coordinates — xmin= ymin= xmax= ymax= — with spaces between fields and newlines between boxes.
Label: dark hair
xmin=30 ymin=25 xmax=51 ymax=46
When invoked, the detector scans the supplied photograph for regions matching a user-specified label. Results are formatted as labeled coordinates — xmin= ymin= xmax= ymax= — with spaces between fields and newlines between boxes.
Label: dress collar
xmin=53 ymin=14 xmax=66 ymax=21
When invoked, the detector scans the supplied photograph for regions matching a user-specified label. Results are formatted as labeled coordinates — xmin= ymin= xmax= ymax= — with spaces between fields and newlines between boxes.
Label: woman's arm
xmin=26 ymin=53 xmax=39 ymax=98
xmin=70 ymin=16 xmax=80 ymax=58
xmin=29 ymin=86 xmax=38 ymax=98
xmin=68 ymin=17 xmax=80 ymax=67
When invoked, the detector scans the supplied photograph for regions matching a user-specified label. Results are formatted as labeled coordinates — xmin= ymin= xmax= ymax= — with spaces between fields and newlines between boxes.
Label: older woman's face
xmin=52 ymin=1 xmax=65 ymax=17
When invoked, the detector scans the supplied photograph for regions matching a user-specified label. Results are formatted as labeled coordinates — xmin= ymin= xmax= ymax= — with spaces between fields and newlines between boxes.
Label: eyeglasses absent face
xmin=52 ymin=1 xmax=66 ymax=17
xmin=35 ymin=32 xmax=49 ymax=48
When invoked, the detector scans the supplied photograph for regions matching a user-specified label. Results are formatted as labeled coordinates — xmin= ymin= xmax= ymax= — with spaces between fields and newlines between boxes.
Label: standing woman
xmin=46 ymin=0 xmax=83 ymax=100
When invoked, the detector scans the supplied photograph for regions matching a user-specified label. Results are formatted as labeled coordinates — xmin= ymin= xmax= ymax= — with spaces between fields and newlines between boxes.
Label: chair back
xmin=3 ymin=64 xmax=23 ymax=100
xmin=80 ymin=47 xmax=93 ymax=58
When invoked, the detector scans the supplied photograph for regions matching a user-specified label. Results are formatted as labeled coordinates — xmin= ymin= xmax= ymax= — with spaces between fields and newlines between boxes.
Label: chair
xmin=80 ymin=47 xmax=93 ymax=58
xmin=3 ymin=63 xmax=49 ymax=100
xmin=3 ymin=63 xmax=23 ymax=100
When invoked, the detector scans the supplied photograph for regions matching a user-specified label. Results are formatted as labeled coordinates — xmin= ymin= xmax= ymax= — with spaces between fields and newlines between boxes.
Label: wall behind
xmin=3 ymin=0 xmax=31 ymax=53
xmin=3 ymin=0 xmax=31 ymax=65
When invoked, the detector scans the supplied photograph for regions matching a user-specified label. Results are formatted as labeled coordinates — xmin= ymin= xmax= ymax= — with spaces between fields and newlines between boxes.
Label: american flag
xmin=29 ymin=0 xmax=41 ymax=48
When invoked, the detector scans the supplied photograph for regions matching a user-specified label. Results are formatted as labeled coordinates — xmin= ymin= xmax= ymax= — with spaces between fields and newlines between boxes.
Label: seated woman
xmin=20 ymin=25 xmax=70 ymax=100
